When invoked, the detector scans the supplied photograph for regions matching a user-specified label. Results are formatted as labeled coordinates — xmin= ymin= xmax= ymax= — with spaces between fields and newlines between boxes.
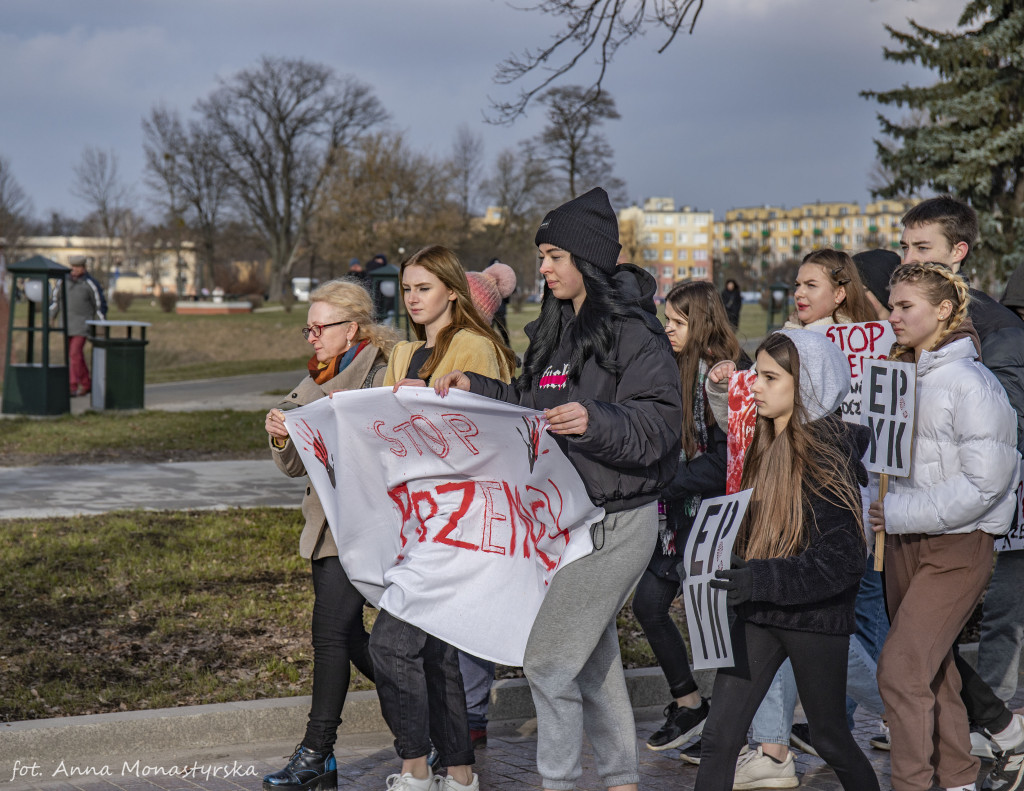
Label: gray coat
xmin=271 ymin=344 xmax=388 ymax=559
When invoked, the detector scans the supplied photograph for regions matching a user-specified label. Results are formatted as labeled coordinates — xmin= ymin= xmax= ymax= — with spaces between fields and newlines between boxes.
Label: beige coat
xmin=271 ymin=344 xmax=388 ymax=560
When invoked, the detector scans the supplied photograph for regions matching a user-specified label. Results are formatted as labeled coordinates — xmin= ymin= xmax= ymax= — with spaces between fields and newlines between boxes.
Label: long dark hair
xmin=665 ymin=281 xmax=741 ymax=457
xmin=518 ymin=257 xmax=661 ymax=389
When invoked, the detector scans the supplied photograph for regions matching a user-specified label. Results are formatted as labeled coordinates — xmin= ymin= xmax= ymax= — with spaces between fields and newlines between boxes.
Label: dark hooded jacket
xmin=467 ymin=264 xmax=682 ymax=513
xmin=740 ymin=415 xmax=871 ymax=636
xmin=969 ymin=287 xmax=1024 ymax=454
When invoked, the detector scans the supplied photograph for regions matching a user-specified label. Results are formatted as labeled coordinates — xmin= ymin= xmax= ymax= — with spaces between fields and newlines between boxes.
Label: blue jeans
xmin=846 ymin=559 xmax=888 ymax=726
xmin=978 ymin=549 xmax=1024 ymax=703
xmin=457 ymin=650 xmax=495 ymax=731
xmin=369 ymin=610 xmax=474 ymax=767
xmin=751 ymin=660 xmax=796 ymax=744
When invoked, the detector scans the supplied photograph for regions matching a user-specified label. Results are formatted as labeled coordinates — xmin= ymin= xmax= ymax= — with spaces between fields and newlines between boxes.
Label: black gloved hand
xmin=709 ymin=566 xmax=753 ymax=606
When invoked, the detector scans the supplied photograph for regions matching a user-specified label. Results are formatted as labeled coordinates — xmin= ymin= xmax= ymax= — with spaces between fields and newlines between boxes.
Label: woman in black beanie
xmin=434 ymin=187 xmax=683 ymax=791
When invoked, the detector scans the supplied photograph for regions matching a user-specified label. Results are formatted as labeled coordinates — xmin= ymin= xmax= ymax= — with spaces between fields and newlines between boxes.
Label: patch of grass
xmin=0 ymin=507 xmax=685 ymax=720
xmin=0 ymin=410 xmax=267 ymax=466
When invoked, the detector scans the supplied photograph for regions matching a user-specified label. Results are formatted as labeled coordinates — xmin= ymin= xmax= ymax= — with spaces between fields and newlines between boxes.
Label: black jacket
xmin=969 ymin=288 xmax=1024 ymax=454
xmin=467 ymin=265 xmax=683 ymax=514
xmin=740 ymin=416 xmax=870 ymax=636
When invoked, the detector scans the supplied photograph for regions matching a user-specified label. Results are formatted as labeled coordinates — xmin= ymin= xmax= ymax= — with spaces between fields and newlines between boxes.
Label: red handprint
xmin=296 ymin=419 xmax=336 ymax=488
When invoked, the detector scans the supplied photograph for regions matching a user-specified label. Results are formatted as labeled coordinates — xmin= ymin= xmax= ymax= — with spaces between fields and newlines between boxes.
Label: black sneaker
xmin=789 ymin=722 xmax=820 ymax=758
xmin=646 ymin=698 xmax=710 ymax=751
xmin=263 ymin=745 xmax=338 ymax=790
xmin=984 ymin=743 xmax=1024 ymax=791
xmin=869 ymin=728 xmax=891 ymax=751
xmin=679 ymin=739 xmax=749 ymax=766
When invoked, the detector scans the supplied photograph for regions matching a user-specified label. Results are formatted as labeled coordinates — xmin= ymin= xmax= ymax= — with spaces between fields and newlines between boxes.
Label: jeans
xmin=847 ymin=559 xmax=889 ymax=725
xmin=369 ymin=610 xmax=474 ymax=768
xmin=697 ymin=621 xmax=879 ymax=791
xmin=303 ymin=556 xmax=374 ymax=753
xmin=457 ymin=651 xmax=495 ymax=731
xmin=978 ymin=548 xmax=1024 ymax=703
xmin=750 ymin=660 xmax=796 ymax=745
xmin=632 ymin=567 xmax=699 ymax=699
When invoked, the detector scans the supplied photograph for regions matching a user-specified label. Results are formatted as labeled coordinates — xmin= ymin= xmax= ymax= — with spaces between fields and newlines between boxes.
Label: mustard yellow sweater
xmin=384 ymin=329 xmax=512 ymax=386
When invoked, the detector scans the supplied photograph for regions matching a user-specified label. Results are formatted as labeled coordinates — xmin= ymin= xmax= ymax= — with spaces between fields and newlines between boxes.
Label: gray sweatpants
xmin=523 ymin=502 xmax=658 ymax=790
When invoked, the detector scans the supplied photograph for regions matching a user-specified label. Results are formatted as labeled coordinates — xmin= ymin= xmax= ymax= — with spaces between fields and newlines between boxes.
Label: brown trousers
xmin=877 ymin=530 xmax=994 ymax=791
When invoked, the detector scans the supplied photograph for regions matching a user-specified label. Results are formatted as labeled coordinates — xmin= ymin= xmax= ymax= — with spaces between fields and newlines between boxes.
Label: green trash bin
xmin=87 ymin=320 xmax=151 ymax=410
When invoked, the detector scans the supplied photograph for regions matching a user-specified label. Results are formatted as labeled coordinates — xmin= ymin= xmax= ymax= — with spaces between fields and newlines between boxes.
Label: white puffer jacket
xmin=885 ymin=337 xmax=1020 ymax=536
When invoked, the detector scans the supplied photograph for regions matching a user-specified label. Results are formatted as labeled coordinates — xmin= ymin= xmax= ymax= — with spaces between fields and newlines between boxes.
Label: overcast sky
xmin=0 ymin=0 xmax=968 ymax=224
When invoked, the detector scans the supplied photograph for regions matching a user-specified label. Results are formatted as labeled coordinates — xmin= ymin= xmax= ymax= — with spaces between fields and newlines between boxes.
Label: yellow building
xmin=618 ymin=198 xmax=714 ymax=299
xmin=713 ymin=198 xmax=916 ymax=279
xmin=8 ymin=236 xmax=198 ymax=295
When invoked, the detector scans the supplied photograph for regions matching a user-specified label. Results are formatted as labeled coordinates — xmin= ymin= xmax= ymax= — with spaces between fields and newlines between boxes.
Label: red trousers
xmin=69 ymin=335 xmax=91 ymax=393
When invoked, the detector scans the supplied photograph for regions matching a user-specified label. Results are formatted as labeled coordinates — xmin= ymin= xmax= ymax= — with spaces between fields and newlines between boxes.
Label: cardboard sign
xmin=682 ymin=489 xmax=753 ymax=670
xmin=995 ymin=459 xmax=1024 ymax=552
xmin=808 ymin=321 xmax=897 ymax=422
xmin=860 ymin=359 xmax=917 ymax=476
xmin=285 ymin=387 xmax=604 ymax=666
xmin=726 ymin=371 xmax=758 ymax=494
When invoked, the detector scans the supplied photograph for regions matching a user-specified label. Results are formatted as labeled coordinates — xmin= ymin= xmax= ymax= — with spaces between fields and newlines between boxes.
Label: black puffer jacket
xmin=467 ymin=265 xmax=683 ymax=513
xmin=740 ymin=415 xmax=870 ymax=636
xmin=970 ymin=288 xmax=1024 ymax=453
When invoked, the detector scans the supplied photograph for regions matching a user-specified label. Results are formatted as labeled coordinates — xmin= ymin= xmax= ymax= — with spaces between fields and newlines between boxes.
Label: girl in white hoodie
xmin=869 ymin=262 xmax=1020 ymax=791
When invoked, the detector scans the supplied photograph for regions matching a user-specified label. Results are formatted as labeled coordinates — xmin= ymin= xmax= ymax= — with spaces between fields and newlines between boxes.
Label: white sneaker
xmin=386 ymin=773 xmax=441 ymax=791
xmin=973 ymin=729 xmax=1001 ymax=760
xmin=732 ymin=746 xmax=799 ymax=790
xmin=440 ymin=774 xmax=480 ymax=791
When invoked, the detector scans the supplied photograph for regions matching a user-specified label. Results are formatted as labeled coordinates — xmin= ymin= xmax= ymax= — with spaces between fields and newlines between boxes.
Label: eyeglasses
xmin=301 ymin=320 xmax=351 ymax=340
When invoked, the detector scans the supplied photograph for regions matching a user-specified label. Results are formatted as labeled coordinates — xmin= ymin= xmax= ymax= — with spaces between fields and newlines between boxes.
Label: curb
xmin=0 ymin=643 xmax=988 ymax=769
xmin=0 ymin=667 xmax=699 ymax=767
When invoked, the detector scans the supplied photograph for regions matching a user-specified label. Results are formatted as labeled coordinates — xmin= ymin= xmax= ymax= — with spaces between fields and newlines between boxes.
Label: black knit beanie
xmin=852 ymin=248 xmax=901 ymax=306
xmin=535 ymin=187 xmax=621 ymax=274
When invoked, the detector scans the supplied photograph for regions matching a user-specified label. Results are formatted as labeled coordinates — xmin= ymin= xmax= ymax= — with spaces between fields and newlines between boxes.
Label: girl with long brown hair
xmin=695 ymin=329 xmax=879 ymax=791
xmin=372 ymin=244 xmax=515 ymax=791
xmin=869 ymin=263 xmax=1018 ymax=791
xmin=636 ymin=281 xmax=747 ymax=753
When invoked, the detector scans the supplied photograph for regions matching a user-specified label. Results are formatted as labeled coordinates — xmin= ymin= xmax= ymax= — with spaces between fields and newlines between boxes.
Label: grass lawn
xmin=0 ymin=507 xmax=688 ymax=722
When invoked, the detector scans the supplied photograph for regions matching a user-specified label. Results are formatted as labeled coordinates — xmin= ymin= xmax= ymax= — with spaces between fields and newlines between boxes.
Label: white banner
xmin=284 ymin=387 xmax=603 ymax=666
xmin=808 ymin=321 xmax=897 ymax=422
xmin=860 ymin=359 xmax=917 ymax=476
xmin=682 ymin=489 xmax=753 ymax=670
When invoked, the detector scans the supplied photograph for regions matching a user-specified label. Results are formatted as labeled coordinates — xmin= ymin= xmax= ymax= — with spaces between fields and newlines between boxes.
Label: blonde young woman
xmin=371 ymin=245 xmax=514 ymax=791
xmin=869 ymin=263 xmax=1019 ymax=791
xmin=263 ymin=279 xmax=398 ymax=791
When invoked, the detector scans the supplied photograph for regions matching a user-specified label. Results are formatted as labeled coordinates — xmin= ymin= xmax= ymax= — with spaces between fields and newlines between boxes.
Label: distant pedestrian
xmin=348 ymin=258 xmax=370 ymax=291
xmin=721 ymin=279 xmax=742 ymax=328
xmin=52 ymin=255 xmax=107 ymax=397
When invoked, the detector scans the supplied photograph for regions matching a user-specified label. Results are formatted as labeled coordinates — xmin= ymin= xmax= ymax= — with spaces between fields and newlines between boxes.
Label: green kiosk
xmin=2 ymin=256 xmax=71 ymax=416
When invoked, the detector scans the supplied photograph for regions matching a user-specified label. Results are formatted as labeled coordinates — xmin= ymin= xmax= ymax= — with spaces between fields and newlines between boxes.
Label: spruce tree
xmin=862 ymin=1 xmax=1024 ymax=284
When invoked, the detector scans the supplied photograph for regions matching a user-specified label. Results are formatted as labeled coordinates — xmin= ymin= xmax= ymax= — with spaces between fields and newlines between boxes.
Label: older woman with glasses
xmin=263 ymin=279 xmax=399 ymax=791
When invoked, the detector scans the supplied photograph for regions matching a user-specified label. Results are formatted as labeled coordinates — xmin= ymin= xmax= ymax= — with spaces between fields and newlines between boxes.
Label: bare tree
xmin=449 ymin=124 xmax=485 ymax=238
xmin=0 ymin=155 xmax=32 ymax=260
xmin=197 ymin=56 xmax=389 ymax=299
xmin=142 ymin=106 xmax=231 ymax=293
xmin=71 ymin=147 xmax=131 ymax=279
xmin=490 ymin=0 xmax=705 ymax=122
xmin=315 ymin=130 xmax=461 ymax=265
xmin=479 ymin=143 xmax=554 ymax=293
xmin=535 ymin=85 xmax=625 ymax=201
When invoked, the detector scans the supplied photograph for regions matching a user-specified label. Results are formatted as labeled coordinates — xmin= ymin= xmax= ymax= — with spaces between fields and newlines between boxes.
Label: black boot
xmin=263 ymin=744 xmax=337 ymax=791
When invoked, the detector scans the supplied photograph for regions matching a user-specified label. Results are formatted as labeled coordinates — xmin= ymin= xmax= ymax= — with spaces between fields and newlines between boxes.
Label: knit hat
xmin=775 ymin=329 xmax=851 ymax=422
xmin=852 ymin=248 xmax=901 ymax=307
xmin=467 ymin=261 xmax=517 ymax=322
xmin=535 ymin=187 xmax=621 ymax=274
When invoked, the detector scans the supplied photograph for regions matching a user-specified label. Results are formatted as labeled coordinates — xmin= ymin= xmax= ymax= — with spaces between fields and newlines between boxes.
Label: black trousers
xmin=369 ymin=609 xmax=475 ymax=768
xmin=303 ymin=556 xmax=374 ymax=753
xmin=696 ymin=620 xmax=880 ymax=791
xmin=955 ymin=647 xmax=1013 ymax=734
xmin=632 ymin=568 xmax=699 ymax=699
